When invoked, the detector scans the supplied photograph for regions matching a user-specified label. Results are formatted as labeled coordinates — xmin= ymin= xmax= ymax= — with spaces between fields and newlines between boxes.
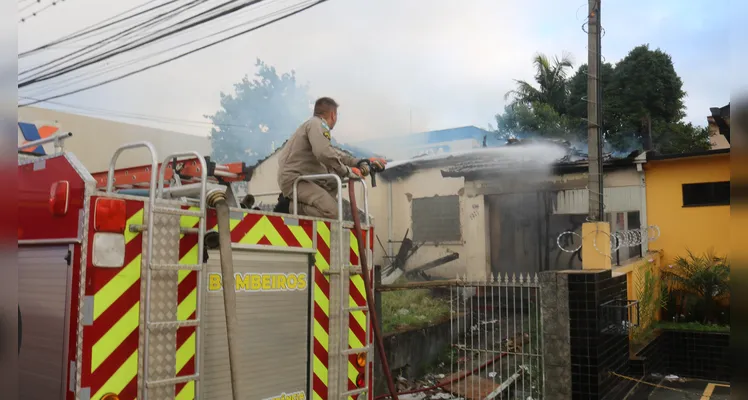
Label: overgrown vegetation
xmin=381 ymin=289 xmax=451 ymax=334
xmin=661 ymin=250 xmax=730 ymax=326
xmin=631 ymin=260 xmax=668 ymax=351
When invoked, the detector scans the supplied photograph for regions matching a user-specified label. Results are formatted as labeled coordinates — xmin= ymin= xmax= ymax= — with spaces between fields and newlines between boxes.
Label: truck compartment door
xmin=202 ymin=249 xmax=311 ymax=399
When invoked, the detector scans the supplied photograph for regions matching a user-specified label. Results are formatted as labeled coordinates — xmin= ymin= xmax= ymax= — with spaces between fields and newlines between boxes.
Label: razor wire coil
xmin=556 ymin=225 xmax=660 ymax=254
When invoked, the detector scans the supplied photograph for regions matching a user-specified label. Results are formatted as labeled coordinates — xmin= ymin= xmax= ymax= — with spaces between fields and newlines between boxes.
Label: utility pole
xmin=580 ymin=0 xmax=610 ymax=270
xmin=586 ymin=0 xmax=604 ymax=221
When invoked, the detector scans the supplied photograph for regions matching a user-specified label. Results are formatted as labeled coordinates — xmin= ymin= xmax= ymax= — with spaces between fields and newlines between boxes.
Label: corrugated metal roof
xmin=380 ymin=138 xmax=635 ymax=180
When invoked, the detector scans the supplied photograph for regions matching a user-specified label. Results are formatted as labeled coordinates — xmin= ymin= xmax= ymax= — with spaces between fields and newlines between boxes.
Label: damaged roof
xmin=380 ymin=137 xmax=639 ymax=180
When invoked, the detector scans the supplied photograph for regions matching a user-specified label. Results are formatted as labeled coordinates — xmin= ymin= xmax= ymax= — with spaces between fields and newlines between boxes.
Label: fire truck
xmin=18 ymin=130 xmax=380 ymax=400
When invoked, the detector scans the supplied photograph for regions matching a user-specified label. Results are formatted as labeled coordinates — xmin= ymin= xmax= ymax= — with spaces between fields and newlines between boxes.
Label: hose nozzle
xmin=206 ymin=188 xmax=227 ymax=207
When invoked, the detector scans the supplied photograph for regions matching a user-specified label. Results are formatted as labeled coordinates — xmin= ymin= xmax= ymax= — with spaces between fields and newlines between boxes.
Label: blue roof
xmin=352 ymin=125 xmax=499 ymax=148
xmin=349 ymin=126 xmax=502 ymax=159
xmin=331 ymin=139 xmax=376 ymax=158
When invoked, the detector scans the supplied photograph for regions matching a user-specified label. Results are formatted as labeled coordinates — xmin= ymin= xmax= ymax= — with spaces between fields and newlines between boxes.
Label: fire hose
xmin=207 ymin=189 xmax=242 ymax=400
xmin=348 ymin=162 xmax=399 ymax=400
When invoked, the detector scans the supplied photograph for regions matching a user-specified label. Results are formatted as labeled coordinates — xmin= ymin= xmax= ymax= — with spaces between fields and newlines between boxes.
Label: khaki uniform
xmin=277 ymin=116 xmax=361 ymax=219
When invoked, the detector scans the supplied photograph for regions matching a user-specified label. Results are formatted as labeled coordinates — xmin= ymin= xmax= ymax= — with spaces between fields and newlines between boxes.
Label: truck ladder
xmin=93 ymin=155 xmax=250 ymax=190
xmin=337 ymin=180 xmax=373 ymax=398
xmin=292 ymin=175 xmax=374 ymax=398
xmin=106 ymin=143 xmax=210 ymax=400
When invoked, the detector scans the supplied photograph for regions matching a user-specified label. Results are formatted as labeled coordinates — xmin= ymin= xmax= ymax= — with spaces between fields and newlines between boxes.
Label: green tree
xmin=495 ymin=45 xmax=711 ymax=154
xmin=612 ymin=44 xmax=686 ymax=128
xmin=505 ymin=53 xmax=574 ymax=114
xmin=205 ymin=59 xmax=312 ymax=164
xmin=495 ymin=102 xmax=578 ymax=140
xmin=652 ymin=120 xmax=711 ymax=154
xmin=566 ymin=62 xmax=618 ymax=135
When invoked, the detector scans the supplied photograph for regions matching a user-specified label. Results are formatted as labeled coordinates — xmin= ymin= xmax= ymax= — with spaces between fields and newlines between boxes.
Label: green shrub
xmin=381 ymin=289 xmax=451 ymax=333
xmin=662 ymin=250 xmax=729 ymax=325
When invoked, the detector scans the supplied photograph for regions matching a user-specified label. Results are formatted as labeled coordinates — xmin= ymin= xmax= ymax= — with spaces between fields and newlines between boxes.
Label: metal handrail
xmin=291 ymin=174 xmax=372 ymax=225
xmin=106 ymin=142 xmax=158 ymax=195
xmin=351 ymin=178 xmax=370 ymax=227
xmin=18 ymin=131 xmax=72 ymax=152
xmin=292 ymin=174 xmax=344 ymax=222
xmin=156 ymin=152 xmax=207 ymax=199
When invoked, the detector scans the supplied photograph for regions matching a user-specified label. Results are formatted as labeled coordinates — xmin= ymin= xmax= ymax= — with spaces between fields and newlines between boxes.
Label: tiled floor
xmin=647 ymin=379 xmax=729 ymax=400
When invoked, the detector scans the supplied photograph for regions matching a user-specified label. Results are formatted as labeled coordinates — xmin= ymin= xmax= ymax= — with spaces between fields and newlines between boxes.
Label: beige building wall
xmin=246 ymin=153 xmax=483 ymax=279
xmin=18 ymin=107 xmax=212 ymax=173
xmin=707 ymin=116 xmax=730 ymax=150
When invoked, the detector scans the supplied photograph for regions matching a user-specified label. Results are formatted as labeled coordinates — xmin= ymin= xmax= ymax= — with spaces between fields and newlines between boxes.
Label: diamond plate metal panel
xmin=141 ymin=210 xmax=181 ymax=400
xmin=75 ymin=194 xmax=91 ymax=399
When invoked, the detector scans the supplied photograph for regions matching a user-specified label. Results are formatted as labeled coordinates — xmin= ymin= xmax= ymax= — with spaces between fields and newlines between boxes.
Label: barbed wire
xmin=556 ymin=225 xmax=660 ymax=256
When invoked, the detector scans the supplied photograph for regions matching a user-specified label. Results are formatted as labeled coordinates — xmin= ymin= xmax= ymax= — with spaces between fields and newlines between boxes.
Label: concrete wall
xmin=246 ymin=152 xmax=487 ymax=279
xmin=643 ymin=153 xmax=730 ymax=263
xmin=18 ymin=107 xmax=211 ymax=173
xmin=707 ymin=116 xmax=730 ymax=150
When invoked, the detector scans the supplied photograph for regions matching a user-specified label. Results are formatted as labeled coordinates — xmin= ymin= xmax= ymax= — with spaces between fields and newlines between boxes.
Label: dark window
xmin=682 ymin=181 xmax=730 ymax=207
xmin=411 ymin=195 xmax=461 ymax=242
xmin=626 ymin=211 xmax=643 ymax=259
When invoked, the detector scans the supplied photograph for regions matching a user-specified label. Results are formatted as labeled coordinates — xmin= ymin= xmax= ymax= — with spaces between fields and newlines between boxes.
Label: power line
xmin=19 ymin=96 xmax=255 ymax=131
xmin=18 ymin=0 xmax=329 ymax=106
xmin=21 ymin=0 xmax=299 ymax=97
xmin=20 ymin=0 xmax=69 ymax=23
xmin=19 ymin=0 xmax=42 ymax=13
xmin=19 ymin=0 xmax=266 ymax=87
xmin=19 ymin=0 xmax=172 ymax=58
xmin=19 ymin=0 xmax=209 ymax=79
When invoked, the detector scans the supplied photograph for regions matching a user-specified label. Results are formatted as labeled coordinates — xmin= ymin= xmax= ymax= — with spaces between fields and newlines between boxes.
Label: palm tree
xmin=662 ymin=250 xmax=730 ymax=324
xmin=505 ymin=52 xmax=574 ymax=114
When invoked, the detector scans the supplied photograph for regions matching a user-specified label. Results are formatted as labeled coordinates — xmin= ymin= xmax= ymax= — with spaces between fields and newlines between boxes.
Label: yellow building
xmin=643 ymin=148 xmax=730 ymax=264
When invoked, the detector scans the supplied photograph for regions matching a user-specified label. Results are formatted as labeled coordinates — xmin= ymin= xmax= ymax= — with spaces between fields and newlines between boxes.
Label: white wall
xmin=18 ymin=107 xmax=211 ymax=173
xmin=245 ymin=150 xmax=490 ymax=279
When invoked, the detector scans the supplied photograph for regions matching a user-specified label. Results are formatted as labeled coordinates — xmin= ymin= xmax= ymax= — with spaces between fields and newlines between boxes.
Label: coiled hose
xmin=207 ymin=190 xmax=241 ymax=400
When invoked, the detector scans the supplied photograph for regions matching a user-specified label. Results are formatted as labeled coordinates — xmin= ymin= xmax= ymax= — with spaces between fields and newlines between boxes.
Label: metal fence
xmin=447 ymin=273 xmax=544 ymax=400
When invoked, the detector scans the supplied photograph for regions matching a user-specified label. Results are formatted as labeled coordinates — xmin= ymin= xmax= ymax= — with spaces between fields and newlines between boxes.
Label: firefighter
xmin=277 ymin=97 xmax=387 ymax=219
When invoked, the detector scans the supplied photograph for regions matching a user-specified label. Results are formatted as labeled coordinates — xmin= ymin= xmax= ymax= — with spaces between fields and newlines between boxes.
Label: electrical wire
xmin=19 ymin=0 xmax=211 ymax=80
xmin=19 ymin=0 xmax=44 ymax=13
xmin=19 ymin=0 xmax=268 ymax=87
xmin=19 ymin=0 xmax=329 ymax=106
xmin=21 ymin=0 xmax=300 ymax=97
xmin=19 ymin=96 xmax=257 ymax=131
xmin=20 ymin=0 xmax=69 ymax=22
xmin=19 ymin=0 xmax=174 ymax=58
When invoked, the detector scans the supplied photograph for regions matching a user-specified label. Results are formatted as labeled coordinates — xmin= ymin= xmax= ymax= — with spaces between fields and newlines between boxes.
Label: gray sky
xmin=18 ymin=0 xmax=735 ymax=143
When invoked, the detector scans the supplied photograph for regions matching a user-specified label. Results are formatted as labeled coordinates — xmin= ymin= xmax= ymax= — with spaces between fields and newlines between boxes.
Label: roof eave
xmin=646 ymin=148 xmax=730 ymax=162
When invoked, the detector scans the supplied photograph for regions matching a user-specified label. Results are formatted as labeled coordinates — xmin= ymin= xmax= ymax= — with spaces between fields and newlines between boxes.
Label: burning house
xmin=372 ymin=138 xmax=647 ymax=280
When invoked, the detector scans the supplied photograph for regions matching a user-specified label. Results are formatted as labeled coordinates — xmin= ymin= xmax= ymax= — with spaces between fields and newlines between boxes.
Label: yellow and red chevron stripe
xmin=175 ymin=208 xmax=320 ymax=400
xmin=346 ymin=227 xmax=374 ymax=400
xmin=312 ymin=221 xmax=332 ymax=400
xmin=81 ymin=198 xmax=144 ymax=399
xmin=81 ymin=198 xmax=370 ymax=400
